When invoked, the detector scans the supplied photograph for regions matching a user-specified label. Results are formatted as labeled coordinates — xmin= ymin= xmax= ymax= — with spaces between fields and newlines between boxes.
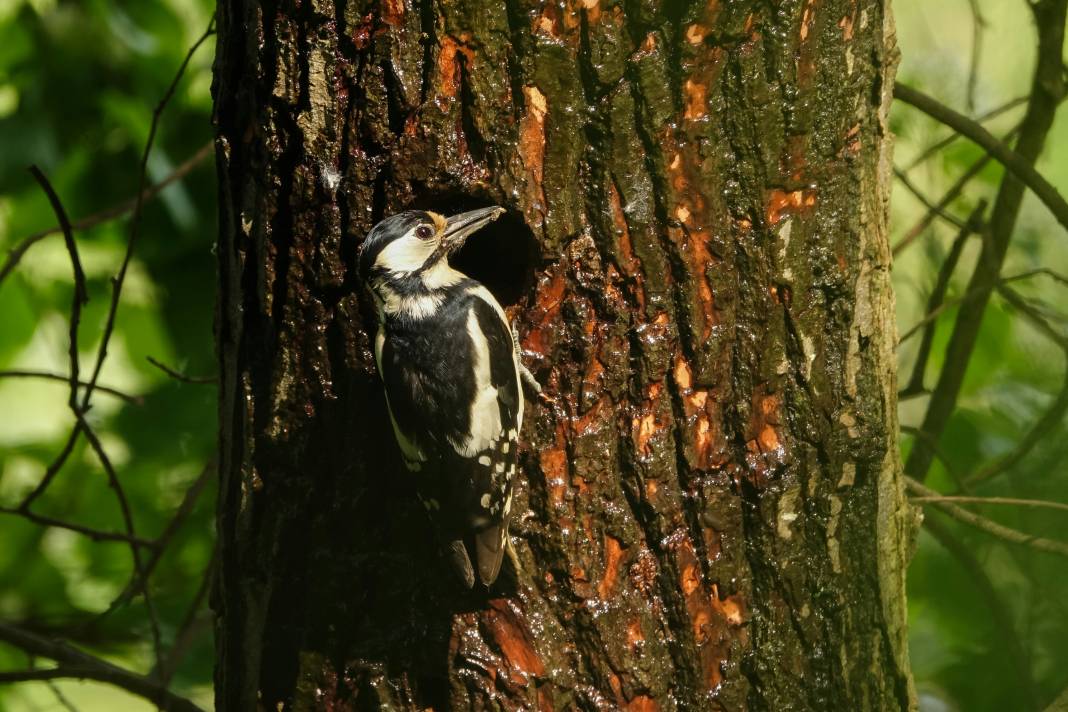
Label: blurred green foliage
xmin=0 ymin=0 xmax=216 ymax=708
xmin=894 ymin=3 xmax=1068 ymax=711
xmin=0 ymin=0 xmax=1065 ymax=710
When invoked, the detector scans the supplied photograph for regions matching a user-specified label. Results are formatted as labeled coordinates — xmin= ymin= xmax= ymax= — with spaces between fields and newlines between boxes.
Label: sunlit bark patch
xmin=765 ymin=188 xmax=817 ymax=225
xmin=520 ymin=86 xmax=548 ymax=221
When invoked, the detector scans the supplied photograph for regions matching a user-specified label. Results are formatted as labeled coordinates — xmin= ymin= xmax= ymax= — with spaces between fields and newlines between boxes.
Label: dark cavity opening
xmin=408 ymin=191 xmax=539 ymax=308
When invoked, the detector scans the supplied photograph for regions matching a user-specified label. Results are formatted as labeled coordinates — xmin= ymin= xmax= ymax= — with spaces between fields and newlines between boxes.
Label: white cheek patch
xmin=375 ymin=234 xmax=437 ymax=273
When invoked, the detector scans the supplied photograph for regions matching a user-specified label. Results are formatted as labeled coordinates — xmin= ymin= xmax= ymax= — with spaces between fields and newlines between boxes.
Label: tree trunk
xmin=212 ymin=0 xmax=914 ymax=710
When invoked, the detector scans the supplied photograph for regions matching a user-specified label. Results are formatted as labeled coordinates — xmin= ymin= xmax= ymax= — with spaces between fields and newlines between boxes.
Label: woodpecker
xmin=358 ymin=206 xmax=539 ymax=588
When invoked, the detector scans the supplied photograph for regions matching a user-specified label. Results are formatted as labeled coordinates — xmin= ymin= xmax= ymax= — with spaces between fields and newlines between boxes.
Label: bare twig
xmin=12 ymin=18 xmax=216 ymax=512
xmin=956 ymin=288 xmax=1068 ymax=486
xmin=28 ymin=166 xmax=87 ymax=414
xmin=73 ymin=414 xmax=163 ymax=668
xmin=103 ymin=461 xmax=215 ymax=614
xmin=16 ymin=424 xmax=82 ymax=510
xmin=900 ymin=424 xmax=970 ymax=494
xmin=894 ymin=82 xmax=1068 ymax=235
xmin=964 ymin=0 xmax=986 ymax=113
xmin=999 ymin=285 xmax=1068 ymax=348
xmin=0 ymin=143 xmax=214 ymax=289
xmin=897 ymin=267 xmax=1053 ymax=347
xmin=156 ymin=548 xmax=216 ymax=686
xmin=892 ymin=167 xmax=970 ymax=231
xmin=922 ymin=517 xmax=1036 ymax=705
xmin=46 ymin=679 xmax=80 ymax=712
xmin=904 ymin=95 xmax=1027 ymax=171
xmin=0 ymin=506 xmax=155 ymax=548
xmin=900 ymin=202 xmax=986 ymax=398
xmin=147 ymin=356 xmax=218 ymax=385
xmin=907 ymin=478 xmax=1068 ymax=558
xmin=892 ymin=126 xmax=1016 ymax=257
xmin=911 ymin=495 xmax=1068 ymax=512
xmin=0 ymin=370 xmax=141 ymax=405
xmin=80 ymin=17 xmax=216 ymax=409
xmin=899 ymin=0 xmax=1068 ymax=485
xmin=0 ymin=623 xmax=204 ymax=712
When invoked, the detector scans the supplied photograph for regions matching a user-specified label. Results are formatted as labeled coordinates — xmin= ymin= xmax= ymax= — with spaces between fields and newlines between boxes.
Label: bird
xmin=357 ymin=206 xmax=541 ymax=588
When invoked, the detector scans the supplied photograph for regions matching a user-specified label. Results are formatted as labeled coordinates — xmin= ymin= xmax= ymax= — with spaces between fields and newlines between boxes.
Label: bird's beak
xmin=441 ymin=207 xmax=506 ymax=253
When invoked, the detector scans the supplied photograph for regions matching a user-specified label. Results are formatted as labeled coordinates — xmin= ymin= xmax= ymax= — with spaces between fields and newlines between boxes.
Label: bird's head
xmin=358 ymin=207 xmax=505 ymax=288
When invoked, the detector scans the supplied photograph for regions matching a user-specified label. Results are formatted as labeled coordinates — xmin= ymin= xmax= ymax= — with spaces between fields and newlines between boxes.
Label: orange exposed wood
xmin=766 ymin=188 xmax=817 ymax=225
xmin=683 ymin=79 xmax=708 ymax=120
xmin=598 ymin=535 xmax=625 ymax=599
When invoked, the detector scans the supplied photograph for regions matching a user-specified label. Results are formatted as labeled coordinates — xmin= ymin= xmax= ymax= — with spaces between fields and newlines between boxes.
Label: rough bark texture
xmin=212 ymin=0 xmax=913 ymax=710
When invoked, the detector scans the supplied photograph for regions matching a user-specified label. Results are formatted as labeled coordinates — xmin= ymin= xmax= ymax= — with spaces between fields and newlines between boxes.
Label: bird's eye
xmin=415 ymin=225 xmax=434 ymax=240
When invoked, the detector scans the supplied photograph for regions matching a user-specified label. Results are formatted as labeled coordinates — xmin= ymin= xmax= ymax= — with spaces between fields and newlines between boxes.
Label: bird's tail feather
xmin=474 ymin=524 xmax=506 ymax=586
xmin=448 ymin=539 xmax=476 ymax=589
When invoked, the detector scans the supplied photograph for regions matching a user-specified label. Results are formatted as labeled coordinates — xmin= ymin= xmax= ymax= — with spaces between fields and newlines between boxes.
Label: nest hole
xmin=409 ymin=191 xmax=539 ymax=309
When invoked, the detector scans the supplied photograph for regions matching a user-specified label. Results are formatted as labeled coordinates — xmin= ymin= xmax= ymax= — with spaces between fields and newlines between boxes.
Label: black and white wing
xmin=458 ymin=292 xmax=523 ymax=585
xmin=376 ymin=287 xmax=523 ymax=587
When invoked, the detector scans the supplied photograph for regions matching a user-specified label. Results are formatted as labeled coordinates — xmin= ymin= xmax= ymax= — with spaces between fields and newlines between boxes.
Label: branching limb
xmin=73 ymin=414 xmax=163 ymax=667
xmin=899 ymin=0 xmax=1068 ymax=485
xmin=910 ymin=495 xmax=1068 ymax=512
xmin=893 ymin=167 xmax=970 ymax=231
xmin=0 ymin=623 xmax=204 ymax=712
xmin=894 ymin=82 xmax=1068 ymax=234
xmin=960 ymin=288 xmax=1068 ymax=486
xmin=0 ymin=370 xmax=142 ymax=405
xmin=0 ymin=143 xmax=213 ymax=290
xmin=0 ymin=506 xmax=155 ymax=548
xmin=80 ymin=17 xmax=216 ymax=409
xmin=921 ymin=517 xmax=1035 ymax=705
xmin=899 ymin=201 xmax=986 ymax=398
xmin=893 ymin=139 xmax=1008 ymax=256
xmin=904 ymin=96 xmax=1027 ymax=171
xmin=907 ymin=478 xmax=1068 ymax=558
xmin=147 ymin=356 xmax=218 ymax=385
xmin=28 ymin=166 xmax=87 ymax=415
xmin=102 ymin=462 xmax=215 ymax=615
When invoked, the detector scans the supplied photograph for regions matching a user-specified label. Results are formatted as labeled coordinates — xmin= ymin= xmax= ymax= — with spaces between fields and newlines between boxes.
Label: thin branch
xmin=892 ymin=167 xmax=970 ymax=231
xmin=0 ymin=370 xmax=141 ymax=405
xmin=899 ymin=200 xmax=986 ymax=398
xmin=156 ymin=549 xmax=216 ymax=686
xmin=900 ymin=0 xmax=1068 ymax=485
xmin=0 ymin=506 xmax=155 ymax=548
xmin=0 ymin=142 xmax=214 ymax=289
xmin=900 ymin=424 xmax=971 ymax=494
xmin=904 ymin=95 xmax=1027 ymax=171
xmin=73 ymin=414 xmax=163 ymax=669
xmin=893 ymin=126 xmax=1019 ymax=256
xmin=0 ymin=623 xmax=204 ymax=712
xmin=894 ymin=82 xmax=1068 ymax=235
xmin=103 ymin=461 xmax=215 ymax=614
xmin=11 ymin=19 xmax=216 ymax=512
xmin=964 ymin=0 xmax=986 ymax=113
xmin=999 ymin=285 xmax=1068 ymax=348
xmin=46 ymin=679 xmax=80 ymax=712
xmin=922 ymin=517 xmax=1036 ymax=705
xmin=80 ymin=17 xmax=216 ymax=409
xmin=906 ymin=478 xmax=1068 ymax=558
xmin=959 ymin=289 xmax=1068 ymax=486
xmin=28 ymin=166 xmax=87 ymax=414
xmin=147 ymin=356 xmax=218 ymax=385
xmin=897 ymin=267 xmax=1052 ymax=347
xmin=911 ymin=495 xmax=1068 ymax=513
xmin=16 ymin=424 xmax=82 ymax=510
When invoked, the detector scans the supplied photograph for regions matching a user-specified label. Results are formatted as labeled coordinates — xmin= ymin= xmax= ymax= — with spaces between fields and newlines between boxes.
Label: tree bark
xmin=212 ymin=0 xmax=914 ymax=710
